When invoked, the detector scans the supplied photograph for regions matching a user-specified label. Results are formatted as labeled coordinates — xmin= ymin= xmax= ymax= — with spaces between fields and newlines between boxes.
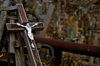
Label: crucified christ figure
xmin=17 ymin=23 xmax=38 ymax=50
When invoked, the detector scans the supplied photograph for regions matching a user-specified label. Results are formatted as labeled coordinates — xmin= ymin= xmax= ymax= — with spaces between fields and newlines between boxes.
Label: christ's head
xmin=26 ymin=23 xmax=30 ymax=27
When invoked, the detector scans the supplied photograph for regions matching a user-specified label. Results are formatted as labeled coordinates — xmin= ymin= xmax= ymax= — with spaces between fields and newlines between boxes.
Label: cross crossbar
xmin=6 ymin=22 xmax=44 ymax=32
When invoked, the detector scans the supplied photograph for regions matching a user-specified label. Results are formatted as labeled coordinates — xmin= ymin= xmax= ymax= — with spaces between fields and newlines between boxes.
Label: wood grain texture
xmin=23 ymin=31 xmax=37 ymax=66
xmin=16 ymin=33 xmax=26 ymax=66
xmin=0 ymin=0 xmax=10 ymax=41
xmin=39 ymin=4 xmax=55 ymax=38
xmin=15 ymin=48 xmax=22 ymax=66
xmin=0 ymin=5 xmax=17 ymax=11
xmin=0 ymin=11 xmax=7 ymax=41
xmin=6 ymin=15 xmax=17 ymax=20
xmin=15 ymin=33 xmax=26 ymax=66
xmin=9 ymin=19 xmax=15 ymax=53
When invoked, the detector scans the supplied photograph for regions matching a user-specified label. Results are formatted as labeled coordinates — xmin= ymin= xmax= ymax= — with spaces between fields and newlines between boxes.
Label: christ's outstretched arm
xmin=31 ymin=23 xmax=38 ymax=28
xmin=17 ymin=23 xmax=26 ymax=27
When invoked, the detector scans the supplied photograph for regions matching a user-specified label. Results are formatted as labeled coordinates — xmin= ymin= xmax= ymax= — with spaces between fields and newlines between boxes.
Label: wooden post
xmin=0 ymin=11 xmax=7 ymax=41
xmin=15 ymin=46 xmax=22 ymax=66
xmin=28 ymin=56 xmax=32 ymax=66
xmin=39 ymin=4 xmax=55 ymax=38
xmin=0 ymin=0 xmax=10 ymax=41
xmin=15 ymin=33 xmax=26 ymax=66
xmin=9 ymin=19 xmax=15 ymax=53
xmin=20 ymin=46 xmax=26 ymax=66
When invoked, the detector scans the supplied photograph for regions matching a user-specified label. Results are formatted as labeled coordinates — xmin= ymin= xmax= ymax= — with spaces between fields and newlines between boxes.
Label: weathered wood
xmin=39 ymin=4 xmax=55 ymax=38
xmin=26 ymin=0 xmax=36 ymax=8
xmin=0 ymin=0 xmax=10 ymax=41
xmin=79 ymin=0 xmax=90 ymax=6
xmin=3 ymin=0 xmax=10 ymax=7
xmin=8 ymin=19 xmax=15 ymax=53
xmin=6 ymin=15 xmax=18 ymax=20
xmin=15 ymin=47 xmax=22 ymax=66
xmin=39 ymin=15 xmax=46 ymax=19
xmin=15 ymin=33 xmax=26 ymax=66
xmin=20 ymin=46 xmax=26 ymax=66
xmin=0 ymin=11 xmax=7 ymax=41
xmin=0 ymin=5 xmax=17 ymax=11
xmin=15 ymin=33 xmax=25 ymax=66
xmin=28 ymin=55 xmax=32 ymax=66
xmin=23 ymin=31 xmax=42 ymax=66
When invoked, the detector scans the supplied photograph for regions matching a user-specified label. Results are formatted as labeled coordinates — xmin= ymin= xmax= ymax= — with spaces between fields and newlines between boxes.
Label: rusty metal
xmin=35 ymin=37 xmax=100 ymax=57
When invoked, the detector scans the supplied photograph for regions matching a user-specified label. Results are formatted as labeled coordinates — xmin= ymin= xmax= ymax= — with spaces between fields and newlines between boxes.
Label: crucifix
xmin=16 ymin=22 xmax=38 ymax=50
xmin=6 ymin=4 xmax=44 ymax=66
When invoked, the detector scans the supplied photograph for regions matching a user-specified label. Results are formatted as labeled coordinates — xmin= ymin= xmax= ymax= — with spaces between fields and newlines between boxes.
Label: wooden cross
xmin=6 ymin=4 xmax=44 ymax=66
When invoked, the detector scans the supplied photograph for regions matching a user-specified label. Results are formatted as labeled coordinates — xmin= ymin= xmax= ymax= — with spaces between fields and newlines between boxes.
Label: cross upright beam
xmin=6 ymin=4 xmax=43 ymax=66
xmin=17 ymin=4 xmax=28 ymax=23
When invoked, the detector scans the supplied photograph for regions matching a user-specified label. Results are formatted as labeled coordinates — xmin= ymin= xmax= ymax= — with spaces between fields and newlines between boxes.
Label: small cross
xmin=6 ymin=4 xmax=43 ymax=66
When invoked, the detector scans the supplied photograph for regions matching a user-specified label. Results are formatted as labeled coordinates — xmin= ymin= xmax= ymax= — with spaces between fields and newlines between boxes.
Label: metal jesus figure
xmin=17 ymin=23 xmax=38 ymax=50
